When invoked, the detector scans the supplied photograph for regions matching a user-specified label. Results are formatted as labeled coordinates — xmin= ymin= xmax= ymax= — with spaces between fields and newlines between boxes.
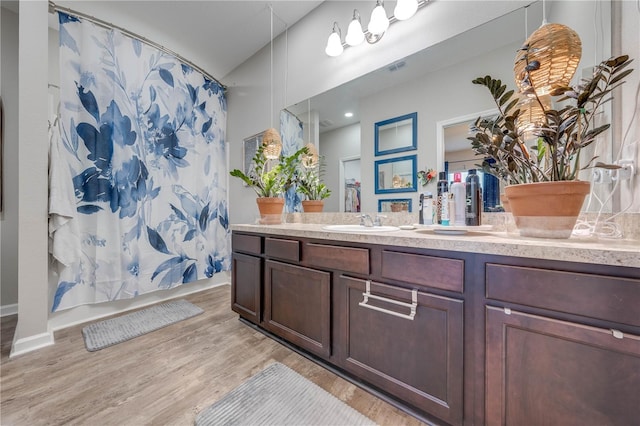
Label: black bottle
xmin=436 ymin=172 xmax=448 ymax=224
xmin=465 ymin=169 xmax=482 ymax=226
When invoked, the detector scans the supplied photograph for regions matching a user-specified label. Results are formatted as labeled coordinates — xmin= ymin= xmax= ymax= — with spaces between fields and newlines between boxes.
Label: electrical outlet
xmin=592 ymin=168 xmax=612 ymax=184
xmin=615 ymin=160 xmax=635 ymax=181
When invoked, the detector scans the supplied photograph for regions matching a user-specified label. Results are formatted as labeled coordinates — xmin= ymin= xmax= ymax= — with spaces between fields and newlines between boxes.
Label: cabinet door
xmin=342 ymin=276 xmax=464 ymax=426
xmin=486 ymin=307 xmax=640 ymax=425
xmin=231 ymin=253 xmax=262 ymax=324
xmin=264 ymin=260 xmax=331 ymax=358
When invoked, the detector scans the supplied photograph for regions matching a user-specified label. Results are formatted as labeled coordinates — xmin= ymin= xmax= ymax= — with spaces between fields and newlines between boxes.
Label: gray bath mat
xmin=195 ymin=362 xmax=377 ymax=426
xmin=82 ymin=299 xmax=203 ymax=351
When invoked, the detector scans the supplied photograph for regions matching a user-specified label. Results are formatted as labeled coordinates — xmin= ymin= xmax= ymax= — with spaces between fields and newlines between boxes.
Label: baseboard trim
xmin=1 ymin=303 xmax=18 ymax=317
xmin=49 ymin=279 xmax=230 ymax=332
xmin=10 ymin=331 xmax=55 ymax=358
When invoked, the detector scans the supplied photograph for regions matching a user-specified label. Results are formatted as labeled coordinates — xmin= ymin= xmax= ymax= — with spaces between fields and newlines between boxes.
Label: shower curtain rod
xmin=48 ymin=1 xmax=226 ymax=91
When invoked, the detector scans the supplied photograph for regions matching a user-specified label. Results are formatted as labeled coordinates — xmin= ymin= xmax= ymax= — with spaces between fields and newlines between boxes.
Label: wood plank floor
xmin=1 ymin=285 xmax=424 ymax=425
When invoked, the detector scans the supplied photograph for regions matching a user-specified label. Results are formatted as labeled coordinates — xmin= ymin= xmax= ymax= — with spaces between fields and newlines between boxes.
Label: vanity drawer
xmin=486 ymin=263 xmax=640 ymax=326
xmin=265 ymin=237 xmax=300 ymax=262
xmin=381 ymin=250 xmax=464 ymax=293
xmin=304 ymin=243 xmax=369 ymax=275
xmin=232 ymin=233 xmax=262 ymax=255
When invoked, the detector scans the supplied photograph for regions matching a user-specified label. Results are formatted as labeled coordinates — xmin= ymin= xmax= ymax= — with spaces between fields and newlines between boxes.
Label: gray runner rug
xmin=82 ymin=299 xmax=203 ymax=352
xmin=195 ymin=362 xmax=377 ymax=426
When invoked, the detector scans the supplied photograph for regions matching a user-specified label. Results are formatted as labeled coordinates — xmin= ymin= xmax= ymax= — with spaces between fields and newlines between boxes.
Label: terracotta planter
xmin=302 ymin=200 xmax=324 ymax=213
xmin=256 ymin=197 xmax=285 ymax=224
xmin=504 ymin=181 xmax=590 ymax=239
xmin=500 ymin=193 xmax=511 ymax=212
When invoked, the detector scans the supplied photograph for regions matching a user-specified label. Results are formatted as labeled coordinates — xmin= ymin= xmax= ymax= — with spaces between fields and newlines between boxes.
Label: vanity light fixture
xmin=325 ymin=22 xmax=344 ymax=57
xmin=325 ymin=0 xmax=430 ymax=57
xmin=394 ymin=0 xmax=419 ymax=21
xmin=345 ymin=10 xmax=365 ymax=46
xmin=368 ymin=0 xmax=390 ymax=36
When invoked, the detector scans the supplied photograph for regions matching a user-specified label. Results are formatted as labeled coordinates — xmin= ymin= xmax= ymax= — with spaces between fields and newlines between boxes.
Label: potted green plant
xmin=230 ymin=144 xmax=305 ymax=224
xmin=296 ymin=158 xmax=332 ymax=212
xmin=468 ymin=54 xmax=633 ymax=238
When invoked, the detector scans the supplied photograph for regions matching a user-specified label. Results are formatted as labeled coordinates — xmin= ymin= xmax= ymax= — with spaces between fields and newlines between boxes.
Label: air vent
xmin=388 ymin=61 xmax=406 ymax=72
xmin=319 ymin=119 xmax=334 ymax=127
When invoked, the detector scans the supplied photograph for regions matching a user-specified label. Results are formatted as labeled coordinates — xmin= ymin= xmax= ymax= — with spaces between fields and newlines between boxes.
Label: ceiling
xmin=32 ymin=1 xmax=323 ymax=79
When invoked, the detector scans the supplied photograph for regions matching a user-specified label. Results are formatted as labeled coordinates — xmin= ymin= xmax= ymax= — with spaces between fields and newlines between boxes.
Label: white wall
xmin=320 ymin=123 xmax=361 ymax=212
xmin=1 ymin=6 xmax=20 ymax=316
xmin=11 ymin=0 xmax=53 ymax=357
xmin=615 ymin=0 xmax=640 ymax=212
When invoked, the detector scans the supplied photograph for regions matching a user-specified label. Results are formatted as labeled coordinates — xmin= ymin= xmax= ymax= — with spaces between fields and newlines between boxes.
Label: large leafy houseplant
xmin=296 ymin=158 xmax=332 ymax=201
xmin=230 ymin=144 xmax=305 ymax=198
xmin=468 ymin=54 xmax=633 ymax=184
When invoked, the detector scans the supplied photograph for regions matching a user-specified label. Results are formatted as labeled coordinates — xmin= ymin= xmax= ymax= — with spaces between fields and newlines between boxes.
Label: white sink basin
xmin=322 ymin=224 xmax=400 ymax=233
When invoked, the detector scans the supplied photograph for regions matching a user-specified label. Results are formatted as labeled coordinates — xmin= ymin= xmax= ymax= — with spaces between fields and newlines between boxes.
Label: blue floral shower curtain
xmin=280 ymin=110 xmax=303 ymax=213
xmin=50 ymin=13 xmax=230 ymax=312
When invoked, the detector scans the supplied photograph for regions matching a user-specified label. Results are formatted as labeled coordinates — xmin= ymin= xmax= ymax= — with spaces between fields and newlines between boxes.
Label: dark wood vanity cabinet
xmin=484 ymin=262 xmax=640 ymax=425
xmin=230 ymin=234 xmax=263 ymax=324
xmin=341 ymin=276 xmax=464 ymax=425
xmin=231 ymin=230 xmax=640 ymax=425
xmin=264 ymin=260 xmax=331 ymax=358
xmin=485 ymin=307 xmax=640 ymax=425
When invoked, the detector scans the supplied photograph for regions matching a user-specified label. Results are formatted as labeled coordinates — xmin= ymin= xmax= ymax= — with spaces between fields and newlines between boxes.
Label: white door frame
xmin=339 ymin=155 xmax=360 ymax=212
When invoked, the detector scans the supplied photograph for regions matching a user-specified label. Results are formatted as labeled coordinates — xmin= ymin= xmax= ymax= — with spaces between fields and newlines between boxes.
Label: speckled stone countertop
xmin=231 ymin=222 xmax=640 ymax=269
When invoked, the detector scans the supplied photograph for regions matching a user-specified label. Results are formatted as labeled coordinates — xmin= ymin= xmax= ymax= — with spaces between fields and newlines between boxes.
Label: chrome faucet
xmin=359 ymin=214 xmax=374 ymax=227
xmin=374 ymin=214 xmax=387 ymax=227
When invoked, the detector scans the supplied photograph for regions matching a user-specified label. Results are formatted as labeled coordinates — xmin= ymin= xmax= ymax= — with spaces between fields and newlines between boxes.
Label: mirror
xmin=375 ymin=155 xmax=417 ymax=194
xmin=437 ymin=109 xmax=503 ymax=212
xmin=286 ymin=1 xmax=612 ymax=212
xmin=379 ymin=199 xmax=412 ymax=213
xmin=375 ymin=112 xmax=417 ymax=156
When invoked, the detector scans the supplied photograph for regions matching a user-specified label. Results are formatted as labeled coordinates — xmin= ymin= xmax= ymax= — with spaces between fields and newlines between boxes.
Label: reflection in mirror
xmin=287 ymin=1 xmax=612 ymax=213
xmin=375 ymin=155 xmax=417 ymax=194
xmin=375 ymin=112 xmax=417 ymax=156
xmin=341 ymin=157 xmax=361 ymax=212
xmin=379 ymin=199 xmax=412 ymax=213
xmin=437 ymin=110 xmax=502 ymax=212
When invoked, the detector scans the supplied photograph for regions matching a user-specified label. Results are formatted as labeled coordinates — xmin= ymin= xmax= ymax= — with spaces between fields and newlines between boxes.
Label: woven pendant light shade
xmin=514 ymin=23 xmax=582 ymax=96
xmin=301 ymin=143 xmax=319 ymax=168
xmin=262 ymin=128 xmax=282 ymax=160
xmin=517 ymin=95 xmax=551 ymax=139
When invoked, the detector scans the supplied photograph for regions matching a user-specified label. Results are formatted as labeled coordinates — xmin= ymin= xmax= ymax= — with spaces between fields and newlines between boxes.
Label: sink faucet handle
xmin=374 ymin=214 xmax=387 ymax=226
xmin=359 ymin=214 xmax=373 ymax=227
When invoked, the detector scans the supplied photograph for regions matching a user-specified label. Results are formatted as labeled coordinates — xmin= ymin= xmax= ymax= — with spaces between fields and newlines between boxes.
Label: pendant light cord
xmin=308 ymin=98 xmax=311 ymax=143
xmin=270 ymin=4 xmax=274 ymax=128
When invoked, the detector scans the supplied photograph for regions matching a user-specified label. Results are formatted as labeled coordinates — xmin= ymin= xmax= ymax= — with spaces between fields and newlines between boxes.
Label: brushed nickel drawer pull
xmin=611 ymin=329 xmax=624 ymax=339
xmin=359 ymin=280 xmax=417 ymax=320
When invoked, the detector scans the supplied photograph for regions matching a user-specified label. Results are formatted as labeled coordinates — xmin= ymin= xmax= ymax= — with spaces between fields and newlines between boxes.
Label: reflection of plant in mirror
xmin=296 ymin=156 xmax=332 ymax=201
xmin=468 ymin=55 xmax=633 ymax=184
xmin=417 ymin=168 xmax=437 ymax=186
xmin=230 ymin=144 xmax=306 ymax=198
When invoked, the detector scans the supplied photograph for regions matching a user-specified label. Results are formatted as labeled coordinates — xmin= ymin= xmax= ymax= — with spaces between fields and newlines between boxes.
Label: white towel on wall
xmin=48 ymin=119 xmax=81 ymax=267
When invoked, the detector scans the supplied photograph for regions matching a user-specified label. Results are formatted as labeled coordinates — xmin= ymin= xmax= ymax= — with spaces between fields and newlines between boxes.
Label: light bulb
xmin=368 ymin=1 xmax=389 ymax=36
xmin=325 ymin=25 xmax=343 ymax=57
xmin=346 ymin=14 xmax=365 ymax=46
xmin=394 ymin=0 xmax=418 ymax=21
